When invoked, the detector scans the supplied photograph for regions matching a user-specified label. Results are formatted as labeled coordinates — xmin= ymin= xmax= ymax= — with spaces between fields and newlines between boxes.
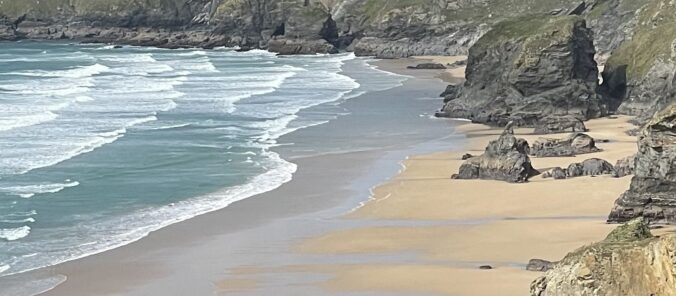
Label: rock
xmin=526 ymin=259 xmax=555 ymax=272
xmin=437 ymin=16 xmax=604 ymax=127
xmin=608 ymin=103 xmax=676 ymax=223
xmin=266 ymin=38 xmax=338 ymax=55
xmin=448 ymin=59 xmax=467 ymax=67
xmin=453 ymin=122 xmax=539 ymax=183
xmin=613 ymin=155 xmax=635 ymax=177
xmin=530 ymin=133 xmax=600 ymax=157
xmin=407 ymin=63 xmax=447 ymax=70
xmin=566 ymin=158 xmax=615 ymax=177
xmin=461 ymin=153 xmax=473 ymax=160
xmin=479 ymin=265 xmax=493 ymax=270
xmin=440 ymin=84 xmax=461 ymax=103
xmin=533 ymin=116 xmax=587 ymax=134
xmin=530 ymin=218 xmax=675 ymax=296
xmin=541 ymin=167 xmax=567 ymax=180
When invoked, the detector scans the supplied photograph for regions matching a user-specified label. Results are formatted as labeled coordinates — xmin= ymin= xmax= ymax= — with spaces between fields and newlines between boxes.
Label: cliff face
xmin=608 ymin=102 xmax=676 ymax=223
xmin=0 ymin=0 xmax=592 ymax=55
xmin=438 ymin=15 xmax=603 ymax=126
xmin=532 ymin=218 xmax=676 ymax=296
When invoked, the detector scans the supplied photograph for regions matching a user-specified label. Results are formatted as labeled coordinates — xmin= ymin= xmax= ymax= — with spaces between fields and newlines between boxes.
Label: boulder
xmin=541 ymin=167 xmax=567 ymax=180
xmin=530 ymin=218 xmax=675 ymax=296
xmin=613 ymin=154 xmax=635 ymax=178
xmin=608 ymin=103 xmax=676 ymax=223
xmin=530 ymin=133 xmax=600 ymax=157
xmin=566 ymin=158 xmax=615 ymax=177
xmin=533 ymin=115 xmax=587 ymax=134
xmin=526 ymin=259 xmax=555 ymax=272
xmin=407 ymin=63 xmax=446 ymax=69
xmin=440 ymin=84 xmax=460 ymax=100
xmin=453 ymin=122 xmax=539 ymax=183
xmin=266 ymin=38 xmax=338 ymax=55
xmin=448 ymin=59 xmax=467 ymax=67
xmin=437 ymin=16 xmax=604 ymax=126
xmin=461 ymin=153 xmax=473 ymax=160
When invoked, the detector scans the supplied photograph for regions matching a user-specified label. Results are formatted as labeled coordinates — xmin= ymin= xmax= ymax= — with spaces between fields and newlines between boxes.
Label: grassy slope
xmin=603 ymin=0 xmax=676 ymax=80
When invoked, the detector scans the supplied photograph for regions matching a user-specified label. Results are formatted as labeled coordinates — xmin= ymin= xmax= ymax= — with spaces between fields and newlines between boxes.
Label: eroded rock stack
xmin=453 ymin=123 xmax=539 ymax=183
xmin=608 ymin=102 xmax=676 ymax=223
xmin=437 ymin=15 xmax=604 ymax=126
xmin=530 ymin=218 xmax=676 ymax=296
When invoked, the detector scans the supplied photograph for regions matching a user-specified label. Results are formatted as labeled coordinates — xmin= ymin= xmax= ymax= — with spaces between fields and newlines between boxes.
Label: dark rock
xmin=613 ymin=155 xmax=635 ymax=178
xmin=526 ymin=259 xmax=555 ymax=272
xmin=533 ymin=116 xmax=587 ymax=134
xmin=542 ymin=167 xmax=567 ymax=180
xmin=461 ymin=153 xmax=473 ymax=160
xmin=267 ymin=38 xmax=338 ymax=55
xmin=453 ymin=122 xmax=539 ymax=183
xmin=530 ymin=133 xmax=600 ymax=157
xmin=440 ymin=84 xmax=461 ymax=103
xmin=567 ymin=158 xmax=615 ymax=177
xmin=608 ymin=103 xmax=676 ymax=223
xmin=479 ymin=265 xmax=493 ymax=270
xmin=407 ymin=63 xmax=447 ymax=70
xmin=437 ymin=16 xmax=604 ymax=126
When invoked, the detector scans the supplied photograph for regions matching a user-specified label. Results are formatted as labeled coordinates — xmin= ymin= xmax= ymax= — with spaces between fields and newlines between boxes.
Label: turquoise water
xmin=0 ymin=42 xmax=407 ymax=278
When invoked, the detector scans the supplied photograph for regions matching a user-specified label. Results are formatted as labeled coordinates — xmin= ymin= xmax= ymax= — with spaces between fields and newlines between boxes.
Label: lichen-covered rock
xmin=608 ymin=102 xmax=676 ymax=223
xmin=566 ymin=158 xmax=615 ymax=177
xmin=531 ymin=133 xmax=600 ymax=157
xmin=530 ymin=218 xmax=676 ymax=296
xmin=533 ymin=115 xmax=587 ymax=134
xmin=453 ymin=122 xmax=539 ymax=183
xmin=437 ymin=15 xmax=605 ymax=126
xmin=613 ymin=154 xmax=636 ymax=177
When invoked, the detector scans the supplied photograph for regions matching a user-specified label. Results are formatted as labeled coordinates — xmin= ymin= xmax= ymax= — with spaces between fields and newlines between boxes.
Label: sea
xmin=0 ymin=41 xmax=458 ymax=295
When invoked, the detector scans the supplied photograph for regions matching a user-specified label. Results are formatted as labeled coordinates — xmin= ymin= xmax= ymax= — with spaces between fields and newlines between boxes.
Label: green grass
xmin=605 ymin=0 xmax=676 ymax=80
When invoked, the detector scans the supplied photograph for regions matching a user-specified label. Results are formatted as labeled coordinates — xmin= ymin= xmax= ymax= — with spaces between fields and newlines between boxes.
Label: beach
xmin=2 ymin=54 xmax=639 ymax=296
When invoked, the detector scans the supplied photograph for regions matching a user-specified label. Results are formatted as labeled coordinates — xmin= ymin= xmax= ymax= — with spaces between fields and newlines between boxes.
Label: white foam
xmin=0 ymin=226 xmax=31 ymax=241
xmin=0 ymin=181 xmax=80 ymax=199
xmin=0 ymin=265 xmax=9 ymax=273
xmin=13 ymin=63 xmax=109 ymax=78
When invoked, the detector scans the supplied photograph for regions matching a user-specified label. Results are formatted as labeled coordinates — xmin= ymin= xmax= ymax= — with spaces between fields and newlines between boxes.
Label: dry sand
xmin=297 ymin=116 xmax=637 ymax=296
xmin=292 ymin=56 xmax=640 ymax=296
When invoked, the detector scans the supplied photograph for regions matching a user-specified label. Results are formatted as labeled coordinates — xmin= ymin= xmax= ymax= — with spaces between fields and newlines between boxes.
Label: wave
xmin=11 ymin=64 xmax=109 ymax=78
xmin=0 ymin=181 xmax=80 ymax=199
xmin=0 ymin=111 xmax=58 ymax=133
xmin=0 ymin=218 xmax=36 ymax=224
xmin=0 ymin=226 xmax=31 ymax=241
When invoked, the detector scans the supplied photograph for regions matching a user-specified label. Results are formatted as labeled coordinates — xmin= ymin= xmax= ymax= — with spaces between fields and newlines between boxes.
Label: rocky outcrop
xmin=541 ymin=167 xmax=568 ymax=180
xmin=595 ymin=0 xmax=676 ymax=120
xmin=527 ymin=259 xmax=555 ymax=272
xmin=452 ymin=123 xmax=539 ymax=183
xmin=530 ymin=133 xmax=600 ymax=157
xmin=437 ymin=15 xmax=604 ymax=127
xmin=266 ymin=38 xmax=337 ymax=55
xmin=613 ymin=154 xmax=635 ymax=177
xmin=567 ymin=158 xmax=615 ymax=177
xmin=608 ymin=102 xmax=676 ymax=223
xmin=530 ymin=218 xmax=676 ymax=296
xmin=407 ymin=63 xmax=446 ymax=70
xmin=533 ymin=116 xmax=587 ymax=134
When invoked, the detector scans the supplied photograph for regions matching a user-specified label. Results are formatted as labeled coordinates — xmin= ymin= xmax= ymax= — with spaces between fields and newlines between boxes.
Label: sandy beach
xmin=291 ymin=59 xmax=639 ymax=295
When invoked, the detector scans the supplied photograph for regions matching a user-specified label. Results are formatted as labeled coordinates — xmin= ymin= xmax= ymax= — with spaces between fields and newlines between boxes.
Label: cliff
xmin=531 ymin=218 xmax=676 ymax=296
xmin=0 ymin=0 xmax=596 ymax=56
xmin=608 ymin=102 xmax=676 ymax=223
xmin=437 ymin=15 xmax=604 ymax=126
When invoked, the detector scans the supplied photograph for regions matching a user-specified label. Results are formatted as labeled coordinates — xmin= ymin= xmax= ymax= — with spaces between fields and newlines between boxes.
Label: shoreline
xmin=4 ymin=55 xmax=460 ymax=295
